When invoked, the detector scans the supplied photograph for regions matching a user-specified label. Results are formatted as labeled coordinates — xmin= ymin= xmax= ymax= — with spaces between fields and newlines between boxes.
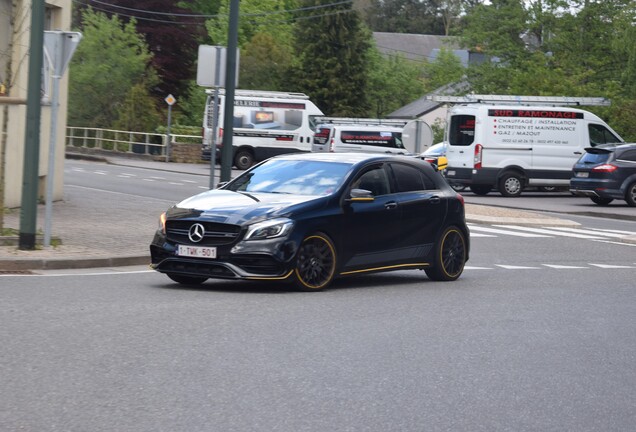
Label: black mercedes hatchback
xmin=150 ymin=153 xmax=469 ymax=291
xmin=570 ymin=143 xmax=636 ymax=206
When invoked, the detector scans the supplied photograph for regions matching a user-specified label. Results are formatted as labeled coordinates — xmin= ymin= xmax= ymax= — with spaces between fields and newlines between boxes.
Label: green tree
xmin=422 ymin=48 xmax=465 ymax=91
xmin=113 ymin=83 xmax=162 ymax=132
xmin=366 ymin=48 xmax=426 ymax=117
xmin=239 ymin=32 xmax=292 ymax=90
xmin=69 ymin=8 xmax=159 ymax=128
xmin=289 ymin=0 xmax=371 ymax=116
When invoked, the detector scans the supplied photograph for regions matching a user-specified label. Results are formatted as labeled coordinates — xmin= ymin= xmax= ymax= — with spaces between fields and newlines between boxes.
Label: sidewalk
xmin=0 ymin=153 xmax=633 ymax=272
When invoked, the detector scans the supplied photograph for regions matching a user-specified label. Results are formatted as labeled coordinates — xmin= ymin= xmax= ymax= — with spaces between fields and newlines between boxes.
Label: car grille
xmin=166 ymin=220 xmax=241 ymax=246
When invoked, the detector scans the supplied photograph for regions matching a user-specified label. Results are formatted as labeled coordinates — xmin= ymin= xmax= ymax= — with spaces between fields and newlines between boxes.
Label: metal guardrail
xmin=65 ymin=127 xmax=202 ymax=156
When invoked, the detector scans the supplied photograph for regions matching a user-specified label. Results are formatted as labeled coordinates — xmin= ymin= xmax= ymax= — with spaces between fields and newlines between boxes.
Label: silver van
xmin=312 ymin=123 xmax=408 ymax=155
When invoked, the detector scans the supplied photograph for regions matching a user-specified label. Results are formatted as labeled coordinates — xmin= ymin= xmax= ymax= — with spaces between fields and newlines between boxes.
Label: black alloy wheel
xmin=293 ymin=233 xmax=337 ymax=291
xmin=469 ymin=185 xmax=491 ymax=196
xmin=590 ymin=196 xmax=614 ymax=206
xmin=167 ymin=273 xmax=208 ymax=285
xmin=625 ymin=182 xmax=636 ymax=207
xmin=234 ymin=149 xmax=255 ymax=170
xmin=499 ymin=173 xmax=524 ymax=197
xmin=425 ymin=226 xmax=467 ymax=282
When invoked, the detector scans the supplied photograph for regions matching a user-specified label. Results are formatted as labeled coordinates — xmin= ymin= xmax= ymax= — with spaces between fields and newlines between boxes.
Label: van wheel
xmin=591 ymin=196 xmax=613 ymax=205
xmin=499 ymin=173 xmax=524 ymax=197
xmin=469 ymin=185 xmax=491 ymax=195
xmin=625 ymin=182 xmax=636 ymax=207
xmin=234 ymin=149 xmax=254 ymax=170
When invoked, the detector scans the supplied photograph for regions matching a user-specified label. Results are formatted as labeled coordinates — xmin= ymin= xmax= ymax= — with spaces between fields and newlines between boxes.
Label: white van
xmin=202 ymin=89 xmax=324 ymax=169
xmin=443 ymin=101 xmax=624 ymax=196
xmin=311 ymin=118 xmax=409 ymax=155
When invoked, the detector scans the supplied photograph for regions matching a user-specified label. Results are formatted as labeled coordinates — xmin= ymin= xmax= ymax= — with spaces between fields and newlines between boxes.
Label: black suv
xmin=570 ymin=143 xmax=636 ymax=206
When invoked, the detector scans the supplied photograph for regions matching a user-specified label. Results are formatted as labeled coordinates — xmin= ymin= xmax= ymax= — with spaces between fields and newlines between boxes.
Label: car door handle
xmin=574 ymin=151 xmax=582 ymax=155
xmin=385 ymin=202 xmax=398 ymax=210
xmin=429 ymin=196 xmax=441 ymax=204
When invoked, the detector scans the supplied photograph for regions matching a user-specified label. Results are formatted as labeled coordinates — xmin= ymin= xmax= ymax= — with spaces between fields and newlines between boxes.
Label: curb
xmin=0 ymin=255 xmax=149 ymax=272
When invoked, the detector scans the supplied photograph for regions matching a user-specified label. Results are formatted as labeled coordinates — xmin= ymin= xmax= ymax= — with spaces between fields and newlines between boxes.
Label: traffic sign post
xmin=42 ymin=31 xmax=82 ymax=248
xmin=165 ymin=94 xmax=176 ymax=163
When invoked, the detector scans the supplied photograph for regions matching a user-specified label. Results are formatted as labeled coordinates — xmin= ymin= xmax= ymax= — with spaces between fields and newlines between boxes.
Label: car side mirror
xmin=346 ymin=188 xmax=375 ymax=203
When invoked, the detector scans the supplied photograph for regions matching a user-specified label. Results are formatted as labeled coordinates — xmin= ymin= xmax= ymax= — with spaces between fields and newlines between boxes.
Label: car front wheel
xmin=590 ymin=196 xmax=613 ymax=206
xmin=293 ymin=233 xmax=337 ymax=291
xmin=425 ymin=226 xmax=467 ymax=282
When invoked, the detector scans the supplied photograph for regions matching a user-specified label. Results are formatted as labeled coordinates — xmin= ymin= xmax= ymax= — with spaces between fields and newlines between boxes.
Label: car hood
xmin=167 ymin=189 xmax=325 ymax=225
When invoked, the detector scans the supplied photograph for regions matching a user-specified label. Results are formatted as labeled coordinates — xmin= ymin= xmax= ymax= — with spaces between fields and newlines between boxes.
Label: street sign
xmin=196 ymin=45 xmax=239 ymax=88
xmin=165 ymin=94 xmax=176 ymax=105
xmin=44 ymin=31 xmax=82 ymax=76
xmin=402 ymin=120 xmax=434 ymax=154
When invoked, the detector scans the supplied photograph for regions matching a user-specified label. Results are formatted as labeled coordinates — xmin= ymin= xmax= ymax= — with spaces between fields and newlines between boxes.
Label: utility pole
xmin=19 ymin=0 xmax=45 ymax=250
xmin=220 ymin=0 xmax=240 ymax=183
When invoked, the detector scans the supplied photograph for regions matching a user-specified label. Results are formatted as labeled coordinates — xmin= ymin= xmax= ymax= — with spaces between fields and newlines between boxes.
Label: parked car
xmin=150 ymin=153 xmax=470 ymax=291
xmin=570 ymin=143 xmax=636 ymax=206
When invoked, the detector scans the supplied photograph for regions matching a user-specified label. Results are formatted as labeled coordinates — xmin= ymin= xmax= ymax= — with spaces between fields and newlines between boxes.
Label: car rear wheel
xmin=425 ymin=227 xmax=467 ymax=282
xmin=167 ymin=273 xmax=208 ymax=285
xmin=469 ymin=185 xmax=491 ymax=195
xmin=234 ymin=149 xmax=254 ymax=170
xmin=499 ymin=173 xmax=524 ymax=197
xmin=625 ymin=182 xmax=636 ymax=207
xmin=293 ymin=233 xmax=337 ymax=291
xmin=590 ymin=196 xmax=614 ymax=206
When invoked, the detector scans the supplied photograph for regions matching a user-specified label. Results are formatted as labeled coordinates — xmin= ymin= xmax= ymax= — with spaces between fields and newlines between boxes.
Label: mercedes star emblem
xmin=188 ymin=223 xmax=205 ymax=243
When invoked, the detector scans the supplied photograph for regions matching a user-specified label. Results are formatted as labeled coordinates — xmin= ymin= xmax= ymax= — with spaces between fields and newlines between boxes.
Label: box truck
xmin=202 ymin=89 xmax=324 ymax=169
xmin=434 ymin=95 xmax=624 ymax=196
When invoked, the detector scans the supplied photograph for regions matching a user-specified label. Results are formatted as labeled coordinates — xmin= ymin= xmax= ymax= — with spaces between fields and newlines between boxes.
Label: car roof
xmin=585 ymin=143 xmax=636 ymax=153
xmin=267 ymin=152 xmax=426 ymax=167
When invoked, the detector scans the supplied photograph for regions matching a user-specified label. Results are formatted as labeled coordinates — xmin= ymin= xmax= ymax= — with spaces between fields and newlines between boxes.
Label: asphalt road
xmin=1 ymin=160 xmax=635 ymax=431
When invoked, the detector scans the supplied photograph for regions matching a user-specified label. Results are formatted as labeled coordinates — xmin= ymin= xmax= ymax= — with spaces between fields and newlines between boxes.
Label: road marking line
xmin=495 ymin=225 xmax=605 ymax=239
xmin=543 ymin=264 xmax=589 ymax=269
xmin=495 ymin=265 xmax=542 ymax=269
xmin=169 ymin=182 xmax=184 ymax=185
xmin=549 ymin=227 xmax=630 ymax=238
xmin=589 ymin=263 xmax=636 ymax=269
xmin=469 ymin=225 xmax=550 ymax=237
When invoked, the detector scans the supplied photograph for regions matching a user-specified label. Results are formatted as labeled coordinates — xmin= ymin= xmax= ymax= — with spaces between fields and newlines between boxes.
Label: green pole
xmin=19 ymin=0 xmax=45 ymax=250
xmin=220 ymin=0 xmax=240 ymax=183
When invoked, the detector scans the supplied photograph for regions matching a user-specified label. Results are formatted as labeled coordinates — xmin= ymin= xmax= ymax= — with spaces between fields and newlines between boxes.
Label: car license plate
xmin=177 ymin=245 xmax=217 ymax=259
xmin=447 ymin=170 xmax=456 ymax=176
xmin=575 ymin=172 xmax=589 ymax=178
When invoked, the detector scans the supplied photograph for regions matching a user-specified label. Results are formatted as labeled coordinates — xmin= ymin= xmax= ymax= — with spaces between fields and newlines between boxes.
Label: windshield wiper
xmin=237 ymin=191 xmax=260 ymax=202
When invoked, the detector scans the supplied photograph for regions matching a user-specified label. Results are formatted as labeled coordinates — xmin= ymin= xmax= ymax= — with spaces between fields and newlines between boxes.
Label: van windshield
xmin=449 ymin=115 xmax=475 ymax=146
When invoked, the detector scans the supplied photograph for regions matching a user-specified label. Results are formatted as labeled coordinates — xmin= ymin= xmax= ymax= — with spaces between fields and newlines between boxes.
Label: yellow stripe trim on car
xmin=340 ymin=262 xmax=430 ymax=275
xmin=246 ymin=270 xmax=294 ymax=281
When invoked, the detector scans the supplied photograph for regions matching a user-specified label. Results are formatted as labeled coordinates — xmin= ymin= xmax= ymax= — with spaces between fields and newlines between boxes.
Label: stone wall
xmin=170 ymin=142 xmax=203 ymax=163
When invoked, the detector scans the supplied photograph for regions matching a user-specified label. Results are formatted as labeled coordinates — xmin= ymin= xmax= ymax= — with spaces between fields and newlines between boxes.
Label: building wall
xmin=0 ymin=0 xmax=71 ymax=208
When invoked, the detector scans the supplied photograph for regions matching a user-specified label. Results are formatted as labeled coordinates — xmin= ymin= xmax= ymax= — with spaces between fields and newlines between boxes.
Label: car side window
xmin=391 ymin=163 xmax=436 ymax=192
xmin=617 ymin=149 xmax=636 ymax=162
xmin=351 ymin=166 xmax=391 ymax=196
xmin=589 ymin=124 xmax=622 ymax=146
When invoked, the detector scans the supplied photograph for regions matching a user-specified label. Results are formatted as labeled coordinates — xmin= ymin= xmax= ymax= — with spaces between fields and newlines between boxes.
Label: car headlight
xmin=159 ymin=212 xmax=167 ymax=234
xmin=244 ymin=218 xmax=294 ymax=241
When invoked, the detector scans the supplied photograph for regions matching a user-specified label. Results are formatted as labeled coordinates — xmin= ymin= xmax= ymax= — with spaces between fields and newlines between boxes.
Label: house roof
xmin=387 ymin=81 xmax=471 ymax=119
xmin=372 ymin=32 xmax=459 ymax=62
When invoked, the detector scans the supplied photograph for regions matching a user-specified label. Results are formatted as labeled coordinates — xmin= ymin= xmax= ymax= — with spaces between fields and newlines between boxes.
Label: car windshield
xmin=227 ymin=159 xmax=352 ymax=195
